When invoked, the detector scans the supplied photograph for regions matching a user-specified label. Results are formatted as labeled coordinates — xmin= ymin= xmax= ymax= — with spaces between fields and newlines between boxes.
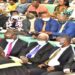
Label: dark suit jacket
xmin=64 ymin=52 xmax=75 ymax=71
xmin=0 ymin=39 xmax=28 ymax=57
xmin=53 ymin=46 xmax=73 ymax=71
xmin=20 ymin=42 xmax=54 ymax=65
xmin=22 ymin=18 xmax=31 ymax=32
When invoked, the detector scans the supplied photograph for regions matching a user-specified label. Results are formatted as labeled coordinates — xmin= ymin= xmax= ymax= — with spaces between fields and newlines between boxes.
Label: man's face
xmin=37 ymin=35 xmax=45 ymax=41
xmin=58 ymin=15 xmax=67 ymax=23
xmin=32 ymin=1 xmax=39 ymax=8
xmin=59 ymin=38 xmax=66 ymax=47
xmin=4 ymin=32 xmax=15 ymax=42
xmin=41 ymin=13 xmax=50 ymax=21
xmin=4 ymin=32 xmax=13 ymax=39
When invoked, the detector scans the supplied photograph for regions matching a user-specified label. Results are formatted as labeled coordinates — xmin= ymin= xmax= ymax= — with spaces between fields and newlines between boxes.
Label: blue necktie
xmin=26 ymin=45 xmax=41 ymax=58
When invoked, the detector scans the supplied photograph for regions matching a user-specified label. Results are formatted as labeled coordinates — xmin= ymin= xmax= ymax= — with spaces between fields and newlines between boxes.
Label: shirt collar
xmin=61 ymin=45 xmax=70 ymax=50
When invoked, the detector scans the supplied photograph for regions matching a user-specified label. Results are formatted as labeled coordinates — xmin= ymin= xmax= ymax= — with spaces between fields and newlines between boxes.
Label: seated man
xmin=0 ymin=29 xmax=28 ymax=57
xmin=50 ymin=14 xmax=75 ymax=38
xmin=16 ymin=0 xmax=30 ymax=14
xmin=22 ymin=13 xmax=36 ymax=34
xmin=27 ymin=0 xmax=49 ymax=17
xmin=0 ymin=47 xmax=29 ymax=75
xmin=34 ymin=12 xmax=59 ymax=39
xmin=20 ymin=33 xmax=54 ymax=68
xmin=63 ymin=46 xmax=75 ymax=73
xmin=28 ymin=35 xmax=73 ymax=75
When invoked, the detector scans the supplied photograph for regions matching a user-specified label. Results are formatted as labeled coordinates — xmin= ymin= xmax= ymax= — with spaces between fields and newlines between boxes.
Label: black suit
xmin=64 ymin=52 xmax=75 ymax=71
xmin=28 ymin=46 xmax=73 ymax=75
xmin=0 ymin=39 xmax=28 ymax=57
xmin=20 ymin=42 xmax=54 ymax=67
xmin=54 ymin=46 xmax=73 ymax=71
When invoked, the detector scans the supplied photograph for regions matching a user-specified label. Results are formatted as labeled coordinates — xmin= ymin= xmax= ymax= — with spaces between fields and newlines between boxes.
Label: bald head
xmin=37 ymin=33 xmax=49 ymax=41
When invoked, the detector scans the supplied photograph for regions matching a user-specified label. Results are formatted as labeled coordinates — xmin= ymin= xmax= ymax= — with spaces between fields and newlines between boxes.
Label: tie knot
xmin=44 ymin=22 xmax=46 ymax=24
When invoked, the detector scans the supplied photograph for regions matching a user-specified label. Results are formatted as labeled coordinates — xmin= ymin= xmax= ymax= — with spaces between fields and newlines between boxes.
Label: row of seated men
xmin=0 ymin=28 xmax=75 ymax=75
xmin=1 ymin=10 xmax=75 ymax=40
xmin=1 ymin=0 xmax=75 ymax=39
xmin=23 ymin=11 xmax=75 ymax=39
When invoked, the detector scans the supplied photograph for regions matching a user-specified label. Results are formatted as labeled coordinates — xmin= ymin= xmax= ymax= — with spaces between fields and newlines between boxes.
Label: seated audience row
xmin=0 ymin=29 xmax=75 ymax=75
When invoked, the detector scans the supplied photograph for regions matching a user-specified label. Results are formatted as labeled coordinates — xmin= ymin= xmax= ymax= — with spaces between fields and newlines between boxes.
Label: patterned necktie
xmin=6 ymin=42 xmax=12 ymax=57
xmin=26 ymin=45 xmax=41 ymax=58
xmin=42 ymin=21 xmax=46 ymax=32
xmin=45 ymin=48 xmax=61 ymax=65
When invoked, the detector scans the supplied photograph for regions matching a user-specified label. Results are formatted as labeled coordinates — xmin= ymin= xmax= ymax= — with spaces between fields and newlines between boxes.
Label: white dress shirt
xmin=4 ymin=38 xmax=18 ymax=56
xmin=48 ymin=45 xmax=70 ymax=66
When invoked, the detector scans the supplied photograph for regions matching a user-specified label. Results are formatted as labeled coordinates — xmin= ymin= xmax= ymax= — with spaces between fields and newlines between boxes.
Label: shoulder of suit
xmin=17 ymin=39 xmax=28 ymax=44
xmin=0 ymin=39 xmax=7 ymax=43
xmin=29 ymin=42 xmax=38 ymax=46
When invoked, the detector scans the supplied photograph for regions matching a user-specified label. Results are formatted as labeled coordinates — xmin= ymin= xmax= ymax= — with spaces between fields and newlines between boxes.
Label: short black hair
xmin=58 ymin=34 xmax=71 ymax=43
xmin=10 ymin=11 xmax=18 ymax=16
xmin=32 ymin=0 xmax=41 ymax=3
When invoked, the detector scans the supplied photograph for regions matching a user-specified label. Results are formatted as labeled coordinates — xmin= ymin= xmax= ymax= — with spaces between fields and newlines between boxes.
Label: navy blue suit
xmin=52 ymin=21 xmax=75 ymax=38
xmin=34 ymin=18 xmax=59 ymax=33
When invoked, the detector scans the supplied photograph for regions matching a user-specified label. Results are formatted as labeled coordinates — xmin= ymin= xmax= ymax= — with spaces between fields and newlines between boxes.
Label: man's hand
xmin=45 ymin=32 xmax=52 ymax=35
xmin=47 ymin=66 xmax=55 ymax=72
xmin=38 ymin=64 xmax=46 ymax=68
xmin=40 ymin=31 xmax=52 ymax=35
xmin=20 ymin=56 xmax=28 ymax=64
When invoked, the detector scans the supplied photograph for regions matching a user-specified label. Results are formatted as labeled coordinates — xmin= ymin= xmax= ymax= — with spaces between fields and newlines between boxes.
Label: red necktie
xmin=6 ymin=42 xmax=12 ymax=57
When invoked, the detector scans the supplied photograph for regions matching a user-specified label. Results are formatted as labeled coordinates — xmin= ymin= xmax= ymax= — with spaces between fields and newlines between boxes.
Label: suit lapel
xmin=58 ymin=46 xmax=73 ymax=64
xmin=10 ymin=39 xmax=21 ymax=55
xmin=59 ymin=46 xmax=72 ymax=59
xmin=35 ymin=43 xmax=50 ymax=55
xmin=28 ymin=42 xmax=38 ymax=52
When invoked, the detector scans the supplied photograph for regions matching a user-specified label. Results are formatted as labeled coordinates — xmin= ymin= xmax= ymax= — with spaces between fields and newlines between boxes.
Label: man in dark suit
xmin=20 ymin=33 xmax=54 ymax=68
xmin=28 ymin=35 xmax=73 ymax=75
xmin=0 ymin=29 xmax=28 ymax=57
xmin=63 ymin=46 xmax=75 ymax=73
